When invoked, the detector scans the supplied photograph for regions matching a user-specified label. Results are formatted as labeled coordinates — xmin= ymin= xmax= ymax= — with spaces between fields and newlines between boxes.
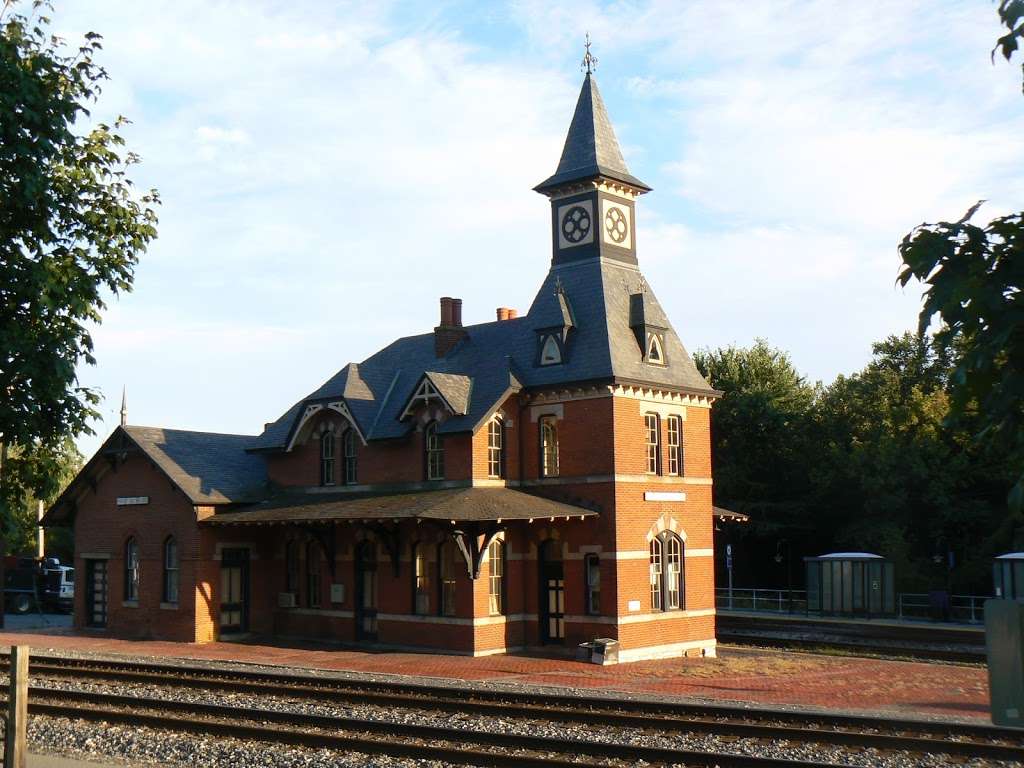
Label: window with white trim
xmin=425 ymin=422 xmax=444 ymax=480
xmin=644 ymin=413 xmax=660 ymax=474
xmin=413 ymin=543 xmax=430 ymax=615
xmin=540 ymin=416 xmax=559 ymax=477
xmin=650 ymin=531 xmax=685 ymax=611
xmin=320 ymin=430 xmax=335 ymax=486
xmin=343 ymin=428 xmax=357 ymax=484
xmin=488 ymin=539 xmax=505 ymax=615
xmin=647 ymin=333 xmax=665 ymax=364
xmin=163 ymin=536 xmax=178 ymax=604
xmin=667 ymin=415 xmax=683 ymax=476
xmin=540 ymin=335 xmax=562 ymax=365
xmin=124 ymin=537 xmax=139 ymax=602
xmin=487 ymin=418 xmax=503 ymax=478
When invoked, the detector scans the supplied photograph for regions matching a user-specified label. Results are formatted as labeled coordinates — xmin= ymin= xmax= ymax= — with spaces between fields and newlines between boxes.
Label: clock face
xmin=556 ymin=200 xmax=594 ymax=249
xmin=562 ymin=206 xmax=591 ymax=243
xmin=601 ymin=199 xmax=632 ymax=249
xmin=604 ymin=207 xmax=628 ymax=244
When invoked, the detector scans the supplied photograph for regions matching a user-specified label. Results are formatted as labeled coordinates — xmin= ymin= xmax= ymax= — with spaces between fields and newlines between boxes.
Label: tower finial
xmin=120 ymin=386 xmax=127 ymax=427
xmin=581 ymin=32 xmax=597 ymax=75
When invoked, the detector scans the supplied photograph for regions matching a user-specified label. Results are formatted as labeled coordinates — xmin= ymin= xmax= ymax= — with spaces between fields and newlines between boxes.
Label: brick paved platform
xmin=0 ymin=627 xmax=990 ymax=722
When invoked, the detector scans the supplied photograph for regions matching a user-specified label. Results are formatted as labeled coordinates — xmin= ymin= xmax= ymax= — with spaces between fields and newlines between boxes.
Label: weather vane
xmin=581 ymin=32 xmax=597 ymax=75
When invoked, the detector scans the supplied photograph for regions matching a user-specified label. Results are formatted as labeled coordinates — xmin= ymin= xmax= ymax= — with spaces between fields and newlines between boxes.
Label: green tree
xmin=694 ymin=339 xmax=818 ymax=533
xmin=810 ymin=333 xmax=1004 ymax=590
xmin=995 ymin=0 xmax=1024 ymax=92
xmin=0 ymin=1 xmax=159 ymax=614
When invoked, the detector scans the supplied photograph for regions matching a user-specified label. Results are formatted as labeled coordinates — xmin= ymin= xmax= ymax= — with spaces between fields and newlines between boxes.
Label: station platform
xmin=0 ymin=626 xmax=990 ymax=723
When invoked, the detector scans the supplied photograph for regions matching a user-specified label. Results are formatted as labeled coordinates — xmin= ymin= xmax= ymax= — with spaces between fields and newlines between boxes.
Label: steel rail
xmin=13 ymin=652 xmax=1012 ymax=746
xmin=17 ymin=657 xmax=1024 ymax=762
xmin=22 ymin=689 xmax=851 ymax=768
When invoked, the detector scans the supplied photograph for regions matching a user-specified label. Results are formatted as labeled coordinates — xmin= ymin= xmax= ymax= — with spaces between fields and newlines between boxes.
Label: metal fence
xmin=715 ymin=587 xmax=992 ymax=624
xmin=715 ymin=588 xmax=808 ymax=614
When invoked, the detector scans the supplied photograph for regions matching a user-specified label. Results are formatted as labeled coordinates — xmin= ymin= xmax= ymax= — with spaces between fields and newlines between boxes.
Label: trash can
xmin=593 ymin=638 xmax=619 ymax=665
xmin=576 ymin=642 xmax=595 ymax=662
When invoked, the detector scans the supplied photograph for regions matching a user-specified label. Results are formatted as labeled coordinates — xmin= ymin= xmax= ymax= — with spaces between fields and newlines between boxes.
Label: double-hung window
xmin=426 ymin=423 xmax=444 ymax=480
xmin=487 ymin=419 xmax=503 ymax=478
xmin=342 ymin=429 xmax=357 ymax=484
xmin=667 ymin=415 xmax=683 ymax=476
xmin=162 ymin=537 xmax=178 ymax=604
xmin=650 ymin=532 xmax=685 ymax=611
xmin=645 ymin=413 xmax=660 ymax=474
xmin=488 ymin=539 xmax=505 ymax=615
xmin=540 ymin=417 xmax=559 ymax=477
xmin=320 ymin=431 xmax=335 ymax=486
xmin=124 ymin=537 xmax=139 ymax=602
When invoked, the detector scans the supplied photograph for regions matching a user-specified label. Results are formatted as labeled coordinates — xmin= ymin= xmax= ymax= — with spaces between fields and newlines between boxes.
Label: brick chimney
xmin=496 ymin=307 xmax=518 ymax=321
xmin=435 ymin=296 xmax=467 ymax=357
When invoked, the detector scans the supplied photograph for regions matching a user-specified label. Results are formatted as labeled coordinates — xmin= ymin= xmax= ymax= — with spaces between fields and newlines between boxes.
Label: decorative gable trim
xmin=285 ymin=399 xmax=366 ymax=452
xmin=401 ymin=377 xmax=451 ymax=420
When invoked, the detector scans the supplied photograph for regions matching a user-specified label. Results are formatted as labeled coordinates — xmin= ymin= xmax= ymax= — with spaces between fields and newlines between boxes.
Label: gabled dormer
xmin=629 ymin=290 xmax=668 ymax=366
xmin=400 ymin=372 xmax=472 ymax=424
xmin=535 ymin=280 xmax=576 ymax=367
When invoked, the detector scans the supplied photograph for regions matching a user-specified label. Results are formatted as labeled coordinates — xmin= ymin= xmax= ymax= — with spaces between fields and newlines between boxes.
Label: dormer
xmin=535 ymin=281 xmax=576 ymax=367
xmin=400 ymin=372 xmax=472 ymax=425
xmin=629 ymin=291 xmax=668 ymax=366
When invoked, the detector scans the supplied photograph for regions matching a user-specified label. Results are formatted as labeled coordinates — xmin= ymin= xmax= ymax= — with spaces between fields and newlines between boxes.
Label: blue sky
xmin=52 ymin=1 xmax=1024 ymax=459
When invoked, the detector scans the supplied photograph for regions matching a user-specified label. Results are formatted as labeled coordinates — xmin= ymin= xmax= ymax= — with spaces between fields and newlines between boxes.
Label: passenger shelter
xmin=994 ymin=553 xmax=1024 ymax=600
xmin=804 ymin=552 xmax=895 ymax=617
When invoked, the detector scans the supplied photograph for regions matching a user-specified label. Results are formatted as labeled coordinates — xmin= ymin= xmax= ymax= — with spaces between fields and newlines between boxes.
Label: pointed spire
xmin=120 ymin=387 xmax=127 ymax=427
xmin=535 ymin=71 xmax=650 ymax=195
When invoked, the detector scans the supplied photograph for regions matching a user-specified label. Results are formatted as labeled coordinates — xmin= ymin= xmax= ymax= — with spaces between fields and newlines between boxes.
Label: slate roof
xmin=252 ymin=255 xmax=715 ymax=451
xmin=423 ymin=372 xmax=473 ymax=416
xmin=203 ymin=487 xmax=598 ymax=526
xmin=123 ymin=426 xmax=267 ymax=504
xmin=43 ymin=425 xmax=267 ymax=525
xmin=534 ymin=73 xmax=650 ymax=194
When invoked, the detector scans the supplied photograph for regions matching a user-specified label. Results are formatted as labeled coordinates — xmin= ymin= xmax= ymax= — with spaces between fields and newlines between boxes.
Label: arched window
xmin=342 ymin=428 xmax=358 ymax=484
xmin=667 ymin=415 xmax=683 ymax=476
xmin=163 ymin=536 xmax=179 ymax=604
xmin=124 ymin=537 xmax=139 ymax=602
xmin=306 ymin=541 xmax=321 ymax=608
xmin=644 ymin=413 xmax=661 ymax=475
xmin=413 ymin=542 xmax=430 ymax=614
xmin=650 ymin=532 xmax=685 ymax=612
xmin=647 ymin=333 xmax=665 ymax=364
xmin=285 ymin=540 xmax=299 ymax=596
xmin=320 ymin=430 xmax=335 ymax=486
xmin=540 ymin=416 xmax=559 ymax=477
xmin=487 ymin=418 xmax=504 ymax=479
xmin=540 ymin=335 xmax=561 ymax=365
xmin=584 ymin=553 xmax=601 ymax=615
xmin=425 ymin=422 xmax=444 ymax=480
xmin=487 ymin=538 xmax=505 ymax=615
xmin=439 ymin=539 xmax=459 ymax=616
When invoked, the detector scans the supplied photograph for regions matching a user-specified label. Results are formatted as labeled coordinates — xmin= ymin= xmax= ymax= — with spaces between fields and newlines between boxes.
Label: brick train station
xmin=45 ymin=70 xmax=721 ymax=663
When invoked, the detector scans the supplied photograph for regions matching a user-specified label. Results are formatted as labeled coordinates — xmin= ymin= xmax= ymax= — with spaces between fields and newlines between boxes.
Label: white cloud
xmin=51 ymin=1 xmax=1024 ymax=460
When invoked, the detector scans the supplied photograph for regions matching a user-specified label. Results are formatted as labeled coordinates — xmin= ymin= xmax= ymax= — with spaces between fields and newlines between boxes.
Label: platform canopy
xmin=202 ymin=486 xmax=598 ymax=526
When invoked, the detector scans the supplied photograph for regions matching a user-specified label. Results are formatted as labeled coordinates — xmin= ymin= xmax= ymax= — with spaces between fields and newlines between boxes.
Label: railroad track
xmin=716 ymin=615 xmax=986 ymax=663
xmin=716 ymin=633 xmax=984 ymax=663
xmin=8 ymin=652 xmax=1022 ymax=766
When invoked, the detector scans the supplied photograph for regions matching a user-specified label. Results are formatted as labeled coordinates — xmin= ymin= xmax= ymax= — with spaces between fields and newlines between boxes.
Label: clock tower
xmin=534 ymin=69 xmax=650 ymax=266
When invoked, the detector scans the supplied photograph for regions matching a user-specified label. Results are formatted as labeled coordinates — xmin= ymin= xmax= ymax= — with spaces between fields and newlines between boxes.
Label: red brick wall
xmin=72 ymin=456 xmax=202 ymax=642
